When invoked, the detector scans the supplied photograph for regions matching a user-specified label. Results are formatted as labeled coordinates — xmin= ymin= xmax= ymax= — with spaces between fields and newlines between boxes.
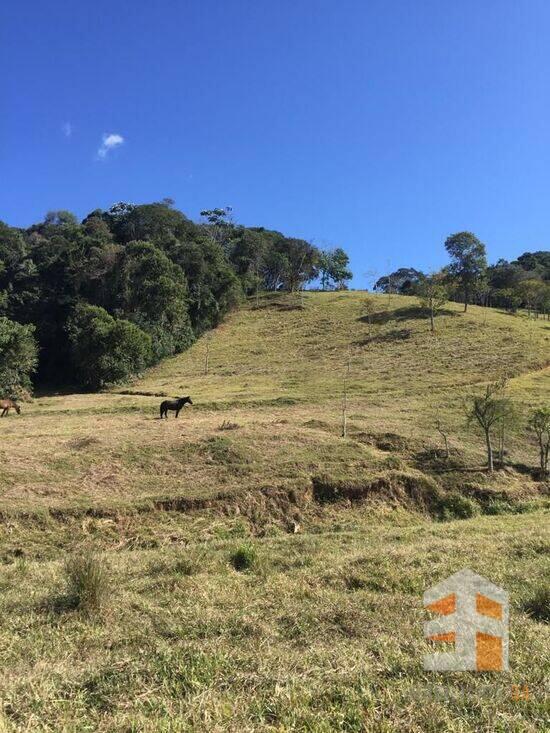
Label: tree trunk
xmin=204 ymin=339 xmax=210 ymax=376
xmin=430 ymin=303 xmax=435 ymax=333
xmin=485 ymin=430 xmax=493 ymax=472
xmin=498 ymin=423 xmax=505 ymax=468
xmin=540 ymin=440 xmax=549 ymax=474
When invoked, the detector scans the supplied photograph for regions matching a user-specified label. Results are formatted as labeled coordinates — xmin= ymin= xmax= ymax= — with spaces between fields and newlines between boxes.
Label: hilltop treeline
xmin=0 ymin=201 xmax=351 ymax=393
xmin=375 ymin=233 xmax=550 ymax=315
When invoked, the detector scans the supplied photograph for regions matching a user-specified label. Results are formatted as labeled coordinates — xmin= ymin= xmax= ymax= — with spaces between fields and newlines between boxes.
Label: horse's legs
xmin=175 ymin=409 xmax=180 ymax=418
xmin=1 ymin=408 xmax=6 ymax=417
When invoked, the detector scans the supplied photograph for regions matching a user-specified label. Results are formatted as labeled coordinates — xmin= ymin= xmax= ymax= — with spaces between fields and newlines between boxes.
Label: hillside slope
xmin=1 ymin=292 xmax=548 ymax=516
xmin=0 ymin=292 xmax=548 ymax=732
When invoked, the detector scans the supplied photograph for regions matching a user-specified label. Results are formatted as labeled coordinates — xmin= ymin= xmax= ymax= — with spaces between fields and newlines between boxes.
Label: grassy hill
xmin=0 ymin=292 xmax=548 ymax=731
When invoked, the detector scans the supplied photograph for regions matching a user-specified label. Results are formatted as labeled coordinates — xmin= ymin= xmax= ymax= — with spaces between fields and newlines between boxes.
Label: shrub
xmin=63 ymin=553 xmax=108 ymax=615
xmin=230 ymin=543 xmax=257 ymax=572
xmin=67 ymin=303 xmax=152 ymax=389
xmin=436 ymin=493 xmax=480 ymax=520
xmin=522 ymin=586 xmax=550 ymax=623
xmin=0 ymin=316 xmax=37 ymax=398
xmin=383 ymin=455 xmax=403 ymax=470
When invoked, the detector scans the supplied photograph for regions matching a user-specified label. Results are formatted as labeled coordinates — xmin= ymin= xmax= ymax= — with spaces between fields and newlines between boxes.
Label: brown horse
xmin=0 ymin=399 xmax=21 ymax=417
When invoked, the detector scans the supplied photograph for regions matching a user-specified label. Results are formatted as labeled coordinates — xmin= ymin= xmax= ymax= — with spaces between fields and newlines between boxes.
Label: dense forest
xmin=0 ymin=203 xmax=549 ymax=397
xmin=0 ymin=201 xmax=351 ymax=394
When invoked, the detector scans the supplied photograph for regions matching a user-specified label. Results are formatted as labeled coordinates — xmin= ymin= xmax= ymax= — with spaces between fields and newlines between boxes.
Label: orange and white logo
xmin=423 ymin=568 xmax=509 ymax=672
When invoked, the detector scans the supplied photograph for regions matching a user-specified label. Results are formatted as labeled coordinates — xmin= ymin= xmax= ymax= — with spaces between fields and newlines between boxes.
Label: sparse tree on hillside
xmin=445 ymin=232 xmax=487 ymax=312
xmin=374 ymin=268 xmax=424 ymax=295
xmin=204 ymin=332 xmax=211 ymax=376
xmin=528 ymin=407 xmax=550 ymax=475
xmin=465 ymin=379 xmax=513 ymax=472
xmin=319 ymin=248 xmax=353 ymax=290
xmin=516 ymin=278 xmax=548 ymax=318
xmin=416 ymin=273 xmax=448 ymax=333
xmin=435 ymin=415 xmax=451 ymax=461
xmin=362 ymin=295 xmax=377 ymax=339
xmin=341 ymin=347 xmax=351 ymax=438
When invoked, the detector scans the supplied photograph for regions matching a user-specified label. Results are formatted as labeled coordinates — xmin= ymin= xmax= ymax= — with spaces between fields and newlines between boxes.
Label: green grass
xmin=0 ymin=292 xmax=548 ymax=730
xmin=0 ymin=510 xmax=548 ymax=731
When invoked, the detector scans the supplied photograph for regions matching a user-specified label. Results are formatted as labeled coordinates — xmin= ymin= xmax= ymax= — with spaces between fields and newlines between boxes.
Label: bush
xmin=230 ymin=543 xmax=257 ymax=572
xmin=63 ymin=553 xmax=109 ymax=615
xmin=68 ymin=303 xmax=152 ymax=389
xmin=436 ymin=493 xmax=480 ymax=520
xmin=0 ymin=316 xmax=37 ymax=398
xmin=522 ymin=586 xmax=550 ymax=623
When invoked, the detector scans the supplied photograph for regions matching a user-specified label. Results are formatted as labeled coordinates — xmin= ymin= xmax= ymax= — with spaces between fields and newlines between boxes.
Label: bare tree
xmin=435 ymin=416 xmax=451 ymax=461
xmin=528 ymin=407 xmax=550 ymax=475
xmin=363 ymin=268 xmax=378 ymax=292
xmin=362 ymin=295 xmax=377 ymax=340
xmin=204 ymin=333 xmax=211 ymax=376
xmin=465 ymin=379 xmax=513 ymax=472
xmin=341 ymin=347 xmax=351 ymax=438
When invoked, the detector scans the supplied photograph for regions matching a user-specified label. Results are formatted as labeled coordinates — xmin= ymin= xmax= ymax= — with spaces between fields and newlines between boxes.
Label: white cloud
xmin=62 ymin=122 xmax=72 ymax=138
xmin=97 ymin=132 xmax=125 ymax=159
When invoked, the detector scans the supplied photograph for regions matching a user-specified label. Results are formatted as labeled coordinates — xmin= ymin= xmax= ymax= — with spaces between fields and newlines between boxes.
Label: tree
xmin=200 ymin=207 xmax=234 ymax=253
xmin=67 ymin=304 xmax=152 ymax=389
xmin=515 ymin=278 xmax=547 ymax=318
xmin=465 ymin=380 xmax=513 ymax=472
xmin=119 ymin=241 xmax=194 ymax=360
xmin=374 ymin=268 xmax=424 ymax=294
xmin=0 ymin=201 xmax=351 ymax=391
xmin=416 ymin=273 xmax=448 ymax=333
xmin=228 ymin=228 xmax=266 ymax=297
xmin=528 ymin=407 xmax=550 ymax=476
xmin=43 ymin=210 xmax=79 ymax=227
xmin=445 ymin=232 xmax=487 ymax=312
xmin=0 ymin=316 xmax=37 ymax=398
xmin=341 ymin=346 xmax=352 ymax=438
xmin=268 ymin=238 xmax=318 ymax=292
xmin=319 ymin=248 xmax=353 ymax=290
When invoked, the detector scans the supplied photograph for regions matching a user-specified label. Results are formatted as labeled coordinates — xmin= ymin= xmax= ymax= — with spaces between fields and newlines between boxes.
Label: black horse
xmin=160 ymin=396 xmax=193 ymax=419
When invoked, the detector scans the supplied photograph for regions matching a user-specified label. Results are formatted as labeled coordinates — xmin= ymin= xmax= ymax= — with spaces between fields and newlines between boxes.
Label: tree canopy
xmin=0 ymin=201 xmax=346 ymax=391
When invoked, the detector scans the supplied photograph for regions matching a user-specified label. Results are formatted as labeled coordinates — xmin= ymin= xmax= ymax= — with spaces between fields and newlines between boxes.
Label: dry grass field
xmin=0 ymin=292 xmax=548 ymax=731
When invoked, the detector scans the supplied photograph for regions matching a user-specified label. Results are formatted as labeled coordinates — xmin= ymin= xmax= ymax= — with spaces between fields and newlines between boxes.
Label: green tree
xmin=445 ymin=232 xmax=487 ymax=312
xmin=200 ymin=207 xmax=234 ymax=253
xmin=374 ymin=267 xmax=424 ymax=294
xmin=515 ymin=278 xmax=547 ymax=318
xmin=119 ymin=241 xmax=194 ymax=360
xmin=67 ymin=304 xmax=152 ymax=389
xmin=0 ymin=316 xmax=37 ymax=398
xmin=319 ymin=248 xmax=353 ymax=290
xmin=416 ymin=273 xmax=448 ymax=333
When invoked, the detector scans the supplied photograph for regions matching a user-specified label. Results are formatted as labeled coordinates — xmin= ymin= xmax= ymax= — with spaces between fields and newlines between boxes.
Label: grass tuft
xmin=522 ymin=586 xmax=550 ymax=623
xmin=62 ymin=553 xmax=109 ymax=616
xmin=229 ymin=542 xmax=257 ymax=571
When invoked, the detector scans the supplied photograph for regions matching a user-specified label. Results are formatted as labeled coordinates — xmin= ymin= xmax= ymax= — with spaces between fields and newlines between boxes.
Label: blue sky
xmin=2 ymin=1 xmax=549 ymax=286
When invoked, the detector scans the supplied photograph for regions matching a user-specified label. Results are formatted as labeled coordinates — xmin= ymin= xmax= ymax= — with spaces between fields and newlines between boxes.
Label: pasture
xmin=0 ymin=292 xmax=548 ymax=731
